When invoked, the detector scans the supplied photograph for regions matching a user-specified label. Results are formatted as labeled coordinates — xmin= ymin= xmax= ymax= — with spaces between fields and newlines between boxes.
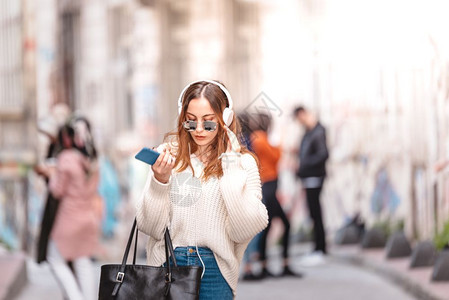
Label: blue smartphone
xmin=135 ymin=147 xmax=160 ymax=165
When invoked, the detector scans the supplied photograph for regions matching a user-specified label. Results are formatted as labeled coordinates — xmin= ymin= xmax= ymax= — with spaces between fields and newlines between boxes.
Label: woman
xmin=136 ymin=80 xmax=268 ymax=299
xmin=47 ymin=123 xmax=101 ymax=300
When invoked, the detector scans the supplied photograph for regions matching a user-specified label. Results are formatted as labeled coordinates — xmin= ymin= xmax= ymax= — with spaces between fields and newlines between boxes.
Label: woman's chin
xmin=193 ymin=138 xmax=211 ymax=147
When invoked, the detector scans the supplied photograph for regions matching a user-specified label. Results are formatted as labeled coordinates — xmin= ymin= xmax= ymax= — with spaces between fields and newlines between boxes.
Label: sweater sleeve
xmin=219 ymin=153 xmax=269 ymax=243
xmin=135 ymin=168 xmax=172 ymax=241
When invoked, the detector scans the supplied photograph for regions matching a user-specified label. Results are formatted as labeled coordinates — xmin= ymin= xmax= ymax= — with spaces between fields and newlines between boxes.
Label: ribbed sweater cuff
xmin=149 ymin=175 xmax=171 ymax=205
xmin=152 ymin=174 xmax=171 ymax=187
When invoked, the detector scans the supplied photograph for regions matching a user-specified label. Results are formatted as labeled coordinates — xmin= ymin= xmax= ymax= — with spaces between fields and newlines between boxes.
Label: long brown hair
xmin=165 ymin=81 xmax=257 ymax=180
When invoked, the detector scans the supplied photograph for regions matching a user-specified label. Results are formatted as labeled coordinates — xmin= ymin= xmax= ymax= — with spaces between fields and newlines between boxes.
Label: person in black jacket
xmin=34 ymin=121 xmax=63 ymax=264
xmin=294 ymin=106 xmax=329 ymax=262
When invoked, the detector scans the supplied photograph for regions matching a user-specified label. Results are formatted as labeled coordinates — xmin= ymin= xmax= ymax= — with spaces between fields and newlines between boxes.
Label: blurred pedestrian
xmin=251 ymin=113 xmax=301 ymax=278
xmin=35 ymin=105 xmax=71 ymax=264
xmin=35 ymin=119 xmax=62 ymax=264
xmin=70 ymin=115 xmax=104 ymax=220
xmin=71 ymin=115 xmax=98 ymax=160
xmin=96 ymin=156 xmax=121 ymax=239
xmin=237 ymin=111 xmax=254 ymax=153
xmin=45 ymin=123 xmax=102 ymax=300
xmin=294 ymin=106 xmax=329 ymax=265
xmin=71 ymin=115 xmax=122 ymax=239
xmin=135 ymin=80 xmax=268 ymax=299
xmin=238 ymin=112 xmax=263 ymax=281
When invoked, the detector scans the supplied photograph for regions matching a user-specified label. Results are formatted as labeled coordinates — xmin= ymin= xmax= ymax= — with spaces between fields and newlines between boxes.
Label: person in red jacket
xmin=251 ymin=113 xmax=301 ymax=278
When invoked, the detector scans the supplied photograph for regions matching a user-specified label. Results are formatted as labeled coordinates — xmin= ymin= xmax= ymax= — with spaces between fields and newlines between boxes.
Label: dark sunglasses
xmin=182 ymin=120 xmax=218 ymax=132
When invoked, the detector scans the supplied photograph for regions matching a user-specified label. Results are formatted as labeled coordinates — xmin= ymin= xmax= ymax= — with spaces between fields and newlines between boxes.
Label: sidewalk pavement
xmin=14 ymin=245 xmax=417 ymax=300
xmin=0 ymin=250 xmax=27 ymax=300
xmin=2 ymin=242 xmax=449 ymax=300
xmin=237 ymin=246 xmax=416 ymax=300
xmin=331 ymin=244 xmax=449 ymax=300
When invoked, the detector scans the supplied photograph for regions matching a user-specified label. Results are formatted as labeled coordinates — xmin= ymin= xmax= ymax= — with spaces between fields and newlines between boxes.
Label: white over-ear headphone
xmin=177 ymin=80 xmax=234 ymax=127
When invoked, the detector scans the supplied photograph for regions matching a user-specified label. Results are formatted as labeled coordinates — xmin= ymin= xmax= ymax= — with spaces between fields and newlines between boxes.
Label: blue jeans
xmin=243 ymin=232 xmax=262 ymax=263
xmin=164 ymin=247 xmax=233 ymax=300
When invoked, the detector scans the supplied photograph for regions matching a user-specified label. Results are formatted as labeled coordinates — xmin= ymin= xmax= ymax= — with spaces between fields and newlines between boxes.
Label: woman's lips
xmin=195 ymin=136 xmax=206 ymax=140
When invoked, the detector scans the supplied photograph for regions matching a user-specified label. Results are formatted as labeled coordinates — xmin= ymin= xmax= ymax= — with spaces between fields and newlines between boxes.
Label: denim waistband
xmin=174 ymin=246 xmax=214 ymax=257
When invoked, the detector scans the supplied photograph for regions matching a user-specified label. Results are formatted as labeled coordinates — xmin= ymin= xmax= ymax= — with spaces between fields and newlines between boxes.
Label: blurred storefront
xmin=0 ymin=0 xmax=37 ymax=251
xmin=0 ymin=0 xmax=263 ymax=253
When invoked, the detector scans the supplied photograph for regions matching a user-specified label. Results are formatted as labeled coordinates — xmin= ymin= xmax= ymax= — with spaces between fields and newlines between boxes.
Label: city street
xmin=237 ymin=259 xmax=416 ymax=300
xmin=15 ymin=246 xmax=416 ymax=300
xmin=2 ymin=0 xmax=449 ymax=299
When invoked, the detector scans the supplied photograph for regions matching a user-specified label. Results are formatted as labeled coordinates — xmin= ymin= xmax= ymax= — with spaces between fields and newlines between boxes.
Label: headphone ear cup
xmin=223 ymin=108 xmax=234 ymax=127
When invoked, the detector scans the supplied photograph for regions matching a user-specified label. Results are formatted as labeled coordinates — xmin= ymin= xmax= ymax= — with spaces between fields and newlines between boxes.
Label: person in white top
xmin=136 ymin=80 xmax=268 ymax=299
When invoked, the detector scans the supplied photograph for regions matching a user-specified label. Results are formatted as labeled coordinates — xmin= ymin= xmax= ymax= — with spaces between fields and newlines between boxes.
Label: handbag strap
xmin=133 ymin=224 xmax=138 ymax=265
xmin=112 ymin=218 xmax=179 ymax=297
xmin=165 ymin=228 xmax=177 ymax=267
xmin=164 ymin=227 xmax=177 ymax=296
xmin=112 ymin=218 xmax=138 ymax=296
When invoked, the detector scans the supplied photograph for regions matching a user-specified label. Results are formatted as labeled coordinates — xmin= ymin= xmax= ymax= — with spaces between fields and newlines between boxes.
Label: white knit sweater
xmin=135 ymin=150 xmax=268 ymax=297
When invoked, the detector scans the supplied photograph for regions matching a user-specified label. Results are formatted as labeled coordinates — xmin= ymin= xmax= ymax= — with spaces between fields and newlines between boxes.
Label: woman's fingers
xmin=153 ymin=150 xmax=175 ymax=171
xmin=155 ymin=149 xmax=168 ymax=168
xmin=161 ymin=149 xmax=171 ymax=167
xmin=151 ymin=147 xmax=175 ymax=184
xmin=154 ymin=150 xmax=166 ymax=167
xmin=168 ymin=152 xmax=175 ymax=164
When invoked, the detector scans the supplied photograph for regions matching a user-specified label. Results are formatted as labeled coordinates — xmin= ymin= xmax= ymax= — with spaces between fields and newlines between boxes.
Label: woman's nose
xmin=195 ymin=121 xmax=204 ymax=132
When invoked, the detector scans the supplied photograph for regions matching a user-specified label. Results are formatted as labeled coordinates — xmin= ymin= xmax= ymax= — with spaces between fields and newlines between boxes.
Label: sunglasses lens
xmin=204 ymin=121 xmax=217 ymax=132
xmin=183 ymin=121 xmax=197 ymax=131
xmin=183 ymin=120 xmax=217 ymax=132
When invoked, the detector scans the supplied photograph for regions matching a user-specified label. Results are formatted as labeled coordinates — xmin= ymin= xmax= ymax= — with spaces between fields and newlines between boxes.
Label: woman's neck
xmin=195 ymin=145 xmax=213 ymax=164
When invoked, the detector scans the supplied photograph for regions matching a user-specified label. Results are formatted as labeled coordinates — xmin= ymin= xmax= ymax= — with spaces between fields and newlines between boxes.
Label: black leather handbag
xmin=98 ymin=219 xmax=202 ymax=299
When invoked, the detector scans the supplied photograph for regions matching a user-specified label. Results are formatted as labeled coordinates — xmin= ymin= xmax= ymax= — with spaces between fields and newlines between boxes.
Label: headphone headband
xmin=177 ymin=80 xmax=234 ymax=115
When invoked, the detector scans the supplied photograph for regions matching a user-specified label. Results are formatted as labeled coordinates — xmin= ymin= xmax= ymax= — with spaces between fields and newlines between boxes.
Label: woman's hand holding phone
xmin=152 ymin=148 xmax=176 ymax=184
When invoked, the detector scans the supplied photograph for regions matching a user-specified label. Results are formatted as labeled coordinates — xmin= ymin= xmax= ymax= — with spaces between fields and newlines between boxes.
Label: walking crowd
xmin=239 ymin=105 xmax=329 ymax=281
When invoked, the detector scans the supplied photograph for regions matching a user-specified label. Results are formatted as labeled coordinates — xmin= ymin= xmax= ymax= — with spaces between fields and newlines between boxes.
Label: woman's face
xmin=185 ymin=97 xmax=219 ymax=148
